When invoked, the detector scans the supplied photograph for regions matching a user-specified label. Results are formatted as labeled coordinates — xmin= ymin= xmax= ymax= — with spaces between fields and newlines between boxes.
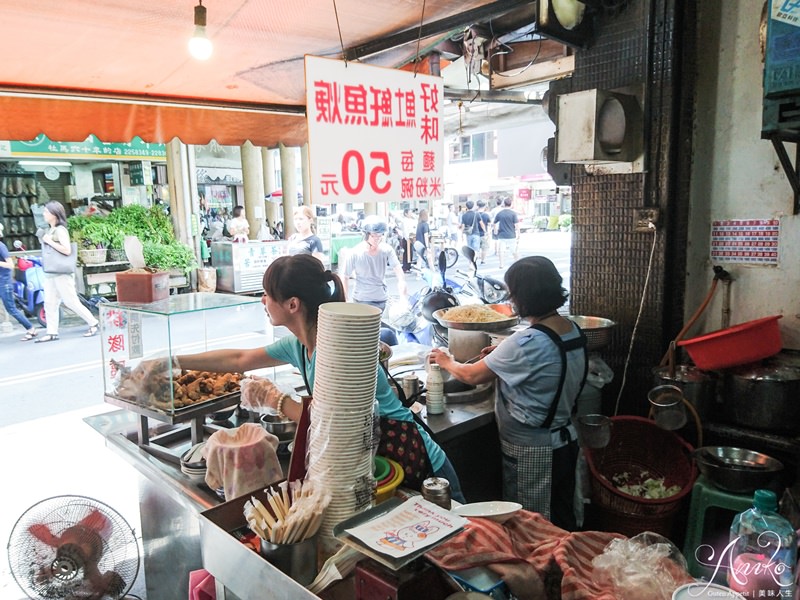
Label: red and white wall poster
xmin=710 ymin=219 xmax=780 ymax=265
xmin=305 ymin=55 xmax=444 ymax=204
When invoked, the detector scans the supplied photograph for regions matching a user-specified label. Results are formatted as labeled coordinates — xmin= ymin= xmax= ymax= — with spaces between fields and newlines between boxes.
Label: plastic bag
xmin=586 ymin=356 xmax=614 ymax=388
xmin=591 ymin=532 xmax=690 ymax=600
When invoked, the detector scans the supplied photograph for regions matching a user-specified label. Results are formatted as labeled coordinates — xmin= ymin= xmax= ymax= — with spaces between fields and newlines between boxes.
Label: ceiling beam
xmin=444 ymin=88 xmax=542 ymax=104
xmin=343 ymin=0 xmax=536 ymax=61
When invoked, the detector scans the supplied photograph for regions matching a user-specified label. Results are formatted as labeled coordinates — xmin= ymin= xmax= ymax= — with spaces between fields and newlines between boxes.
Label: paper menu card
xmin=344 ymin=497 xmax=467 ymax=559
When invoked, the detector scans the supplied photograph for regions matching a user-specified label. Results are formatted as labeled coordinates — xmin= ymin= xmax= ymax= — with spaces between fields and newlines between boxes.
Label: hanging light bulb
xmin=188 ymin=1 xmax=213 ymax=60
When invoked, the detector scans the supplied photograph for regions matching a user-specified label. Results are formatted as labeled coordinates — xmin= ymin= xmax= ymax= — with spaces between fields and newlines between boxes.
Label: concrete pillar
xmin=279 ymin=143 xmax=298 ymax=238
xmin=301 ymin=143 xmax=311 ymax=206
xmin=261 ymin=147 xmax=278 ymax=234
xmin=165 ymin=139 xmax=200 ymax=261
xmin=241 ymin=141 xmax=265 ymax=240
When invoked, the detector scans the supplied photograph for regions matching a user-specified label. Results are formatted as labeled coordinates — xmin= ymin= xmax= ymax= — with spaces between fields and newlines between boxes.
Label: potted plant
xmin=558 ymin=214 xmax=572 ymax=232
xmin=67 ymin=215 xmax=111 ymax=263
xmin=533 ymin=216 xmax=549 ymax=232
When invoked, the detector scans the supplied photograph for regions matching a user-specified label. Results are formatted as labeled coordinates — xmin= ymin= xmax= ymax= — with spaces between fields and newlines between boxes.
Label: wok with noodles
xmin=433 ymin=303 xmax=518 ymax=331
xmin=440 ymin=305 xmax=509 ymax=322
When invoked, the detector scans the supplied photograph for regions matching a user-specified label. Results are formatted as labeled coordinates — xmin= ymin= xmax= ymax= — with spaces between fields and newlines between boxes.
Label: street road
xmin=0 ymin=231 xmax=570 ymax=428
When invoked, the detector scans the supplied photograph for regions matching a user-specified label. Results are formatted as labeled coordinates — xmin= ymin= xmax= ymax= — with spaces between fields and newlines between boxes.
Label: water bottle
xmin=727 ymin=489 xmax=796 ymax=598
xmin=426 ymin=365 xmax=444 ymax=415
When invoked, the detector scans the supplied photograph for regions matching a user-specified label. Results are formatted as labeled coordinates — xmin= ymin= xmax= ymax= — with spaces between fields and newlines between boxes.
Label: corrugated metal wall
xmin=562 ymin=0 xmax=696 ymax=416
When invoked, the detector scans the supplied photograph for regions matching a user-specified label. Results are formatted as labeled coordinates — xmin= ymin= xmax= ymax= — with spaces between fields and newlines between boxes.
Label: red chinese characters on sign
xmin=316 ymin=148 xmax=441 ymax=200
xmin=306 ymin=56 xmax=444 ymax=203
xmin=313 ymin=81 xmax=438 ymax=140
xmin=107 ymin=334 xmax=126 ymax=353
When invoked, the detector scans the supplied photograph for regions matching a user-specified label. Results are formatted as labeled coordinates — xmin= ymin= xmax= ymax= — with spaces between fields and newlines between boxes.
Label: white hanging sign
xmin=305 ymin=55 xmax=444 ymax=204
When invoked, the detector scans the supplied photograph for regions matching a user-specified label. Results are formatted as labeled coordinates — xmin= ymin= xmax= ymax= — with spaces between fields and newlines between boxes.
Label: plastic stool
xmin=683 ymin=475 xmax=753 ymax=579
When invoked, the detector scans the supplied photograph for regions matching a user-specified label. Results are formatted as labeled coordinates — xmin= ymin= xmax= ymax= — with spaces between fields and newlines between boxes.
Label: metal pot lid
xmin=730 ymin=365 xmax=800 ymax=382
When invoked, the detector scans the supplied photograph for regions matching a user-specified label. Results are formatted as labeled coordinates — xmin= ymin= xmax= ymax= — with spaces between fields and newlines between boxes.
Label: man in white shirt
xmin=340 ymin=215 xmax=408 ymax=312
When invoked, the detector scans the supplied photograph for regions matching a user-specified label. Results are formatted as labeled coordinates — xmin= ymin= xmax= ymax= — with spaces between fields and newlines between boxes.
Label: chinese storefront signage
xmin=0 ymin=134 xmax=167 ymax=160
xmin=129 ymin=161 xmax=153 ymax=186
xmin=710 ymin=219 xmax=780 ymax=265
xmin=305 ymin=55 xmax=444 ymax=204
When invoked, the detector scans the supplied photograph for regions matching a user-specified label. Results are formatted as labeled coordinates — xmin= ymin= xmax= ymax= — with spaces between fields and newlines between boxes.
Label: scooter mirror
xmin=462 ymin=245 xmax=476 ymax=267
xmin=13 ymin=240 xmax=23 ymax=249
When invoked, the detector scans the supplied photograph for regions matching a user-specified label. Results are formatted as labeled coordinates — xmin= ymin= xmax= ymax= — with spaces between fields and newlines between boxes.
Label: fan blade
xmin=27 ymin=523 xmax=61 ymax=547
xmin=85 ymin=569 xmax=126 ymax=599
xmin=79 ymin=508 xmax=113 ymax=539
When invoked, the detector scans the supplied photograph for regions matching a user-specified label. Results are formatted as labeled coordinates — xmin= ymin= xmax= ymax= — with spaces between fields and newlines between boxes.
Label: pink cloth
xmin=188 ymin=569 xmax=216 ymax=600
xmin=204 ymin=423 xmax=283 ymax=500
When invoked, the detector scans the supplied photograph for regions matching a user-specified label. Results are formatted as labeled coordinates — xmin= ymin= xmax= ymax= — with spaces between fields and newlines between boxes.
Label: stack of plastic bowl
xmin=307 ymin=302 xmax=382 ymax=560
xmin=376 ymin=458 xmax=405 ymax=503
xmin=180 ymin=442 xmax=207 ymax=482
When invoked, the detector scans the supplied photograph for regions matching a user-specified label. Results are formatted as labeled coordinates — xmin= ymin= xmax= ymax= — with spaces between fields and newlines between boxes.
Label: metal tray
xmin=433 ymin=303 xmax=518 ymax=332
xmin=105 ymin=390 xmax=241 ymax=424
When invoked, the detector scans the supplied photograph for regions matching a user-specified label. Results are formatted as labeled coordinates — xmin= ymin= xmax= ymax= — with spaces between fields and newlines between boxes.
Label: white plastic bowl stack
xmin=308 ymin=302 xmax=382 ymax=559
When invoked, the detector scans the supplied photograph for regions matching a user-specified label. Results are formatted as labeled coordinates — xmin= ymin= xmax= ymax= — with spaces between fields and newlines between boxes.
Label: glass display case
xmin=100 ymin=293 xmax=265 ymax=437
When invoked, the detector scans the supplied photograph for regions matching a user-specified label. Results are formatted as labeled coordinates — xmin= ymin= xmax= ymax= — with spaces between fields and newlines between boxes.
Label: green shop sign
xmin=0 ymin=134 xmax=166 ymax=160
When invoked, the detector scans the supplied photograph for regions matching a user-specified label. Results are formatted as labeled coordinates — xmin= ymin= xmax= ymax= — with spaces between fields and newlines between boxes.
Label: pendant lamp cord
xmin=332 ymin=0 xmax=347 ymax=66
xmin=412 ymin=0 xmax=427 ymax=77
xmin=613 ymin=226 xmax=658 ymax=417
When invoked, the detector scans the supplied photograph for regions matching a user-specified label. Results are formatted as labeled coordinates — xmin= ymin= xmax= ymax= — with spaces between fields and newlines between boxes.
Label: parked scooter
xmin=388 ymin=251 xmax=459 ymax=346
xmin=11 ymin=240 xmax=107 ymax=328
xmin=11 ymin=240 xmax=46 ymax=327
xmin=453 ymin=246 xmax=510 ymax=305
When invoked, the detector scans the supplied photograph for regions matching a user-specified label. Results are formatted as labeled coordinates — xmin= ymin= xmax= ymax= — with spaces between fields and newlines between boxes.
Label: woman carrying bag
xmin=36 ymin=201 xmax=100 ymax=343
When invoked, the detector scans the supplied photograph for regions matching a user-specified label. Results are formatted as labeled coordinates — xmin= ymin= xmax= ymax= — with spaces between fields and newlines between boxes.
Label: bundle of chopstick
xmin=244 ymin=479 xmax=330 ymax=545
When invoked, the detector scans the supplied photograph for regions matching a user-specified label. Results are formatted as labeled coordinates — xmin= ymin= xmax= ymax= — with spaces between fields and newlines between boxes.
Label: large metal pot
xmin=652 ymin=365 xmax=718 ymax=421
xmin=694 ymin=446 xmax=783 ymax=494
xmin=724 ymin=365 xmax=800 ymax=433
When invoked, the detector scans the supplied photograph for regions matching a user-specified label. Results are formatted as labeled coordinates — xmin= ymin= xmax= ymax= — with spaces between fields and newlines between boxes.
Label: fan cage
xmin=7 ymin=495 xmax=140 ymax=600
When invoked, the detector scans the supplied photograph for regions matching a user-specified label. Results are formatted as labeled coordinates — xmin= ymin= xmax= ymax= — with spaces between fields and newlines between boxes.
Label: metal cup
xmin=575 ymin=414 xmax=612 ymax=448
xmin=402 ymin=373 xmax=420 ymax=399
xmin=648 ymin=384 xmax=688 ymax=430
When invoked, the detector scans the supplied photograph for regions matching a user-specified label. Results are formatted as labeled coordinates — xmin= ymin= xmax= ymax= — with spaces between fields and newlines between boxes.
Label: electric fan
xmin=7 ymin=495 xmax=140 ymax=600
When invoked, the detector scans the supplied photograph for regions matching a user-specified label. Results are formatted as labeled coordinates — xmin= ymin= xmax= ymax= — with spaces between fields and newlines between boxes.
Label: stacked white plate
xmin=307 ymin=302 xmax=382 ymax=557
xmin=180 ymin=442 xmax=207 ymax=482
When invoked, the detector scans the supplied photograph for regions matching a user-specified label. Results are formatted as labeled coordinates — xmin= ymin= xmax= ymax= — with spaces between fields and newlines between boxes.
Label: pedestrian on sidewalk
xmin=37 ymin=201 xmax=100 ymax=342
xmin=413 ymin=209 xmax=431 ymax=270
xmin=340 ymin=215 xmax=407 ymax=345
xmin=493 ymin=198 xmax=521 ymax=269
xmin=460 ymin=200 xmax=482 ymax=254
xmin=0 ymin=222 xmax=38 ymax=341
xmin=476 ymin=200 xmax=491 ymax=264
xmin=489 ymin=198 xmax=504 ymax=256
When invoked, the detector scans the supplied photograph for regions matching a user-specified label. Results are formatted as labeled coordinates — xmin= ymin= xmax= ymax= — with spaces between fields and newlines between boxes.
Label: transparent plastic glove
xmin=240 ymin=376 xmax=291 ymax=413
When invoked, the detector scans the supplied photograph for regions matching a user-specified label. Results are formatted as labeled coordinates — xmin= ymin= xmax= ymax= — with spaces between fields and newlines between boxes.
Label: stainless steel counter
xmin=78 ymin=387 xmax=499 ymax=599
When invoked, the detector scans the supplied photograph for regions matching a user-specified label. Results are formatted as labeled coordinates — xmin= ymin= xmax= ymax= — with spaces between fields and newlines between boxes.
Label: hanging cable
xmin=332 ymin=0 xmax=347 ymax=66
xmin=412 ymin=0 xmax=427 ymax=77
xmin=613 ymin=225 xmax=658 ymax=416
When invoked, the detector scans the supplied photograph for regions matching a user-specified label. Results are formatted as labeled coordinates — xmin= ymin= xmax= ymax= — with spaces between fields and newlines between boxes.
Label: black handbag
xmin=42 ymin=241 xmax=78 ymax=274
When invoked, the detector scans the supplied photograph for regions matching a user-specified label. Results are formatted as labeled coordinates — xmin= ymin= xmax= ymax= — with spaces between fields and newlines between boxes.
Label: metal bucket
xmin=652 ymin=365 xmax=718 ymax=421
xmin=260 ymin=536 xmax=318 ymax=586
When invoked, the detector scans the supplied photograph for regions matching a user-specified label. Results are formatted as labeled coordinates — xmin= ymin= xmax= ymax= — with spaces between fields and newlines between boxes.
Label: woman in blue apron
xmin=429 ymin=256 xmax=588 ymax=530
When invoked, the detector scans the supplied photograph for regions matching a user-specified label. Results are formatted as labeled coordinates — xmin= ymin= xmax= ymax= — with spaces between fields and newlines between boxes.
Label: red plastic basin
xmin=677 ymin=315 xmax=783 ymax=371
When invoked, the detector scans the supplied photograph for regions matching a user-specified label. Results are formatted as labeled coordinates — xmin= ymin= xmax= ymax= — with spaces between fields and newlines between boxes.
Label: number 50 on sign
xmin=305 ymin=55 xmax=444 ymax=204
